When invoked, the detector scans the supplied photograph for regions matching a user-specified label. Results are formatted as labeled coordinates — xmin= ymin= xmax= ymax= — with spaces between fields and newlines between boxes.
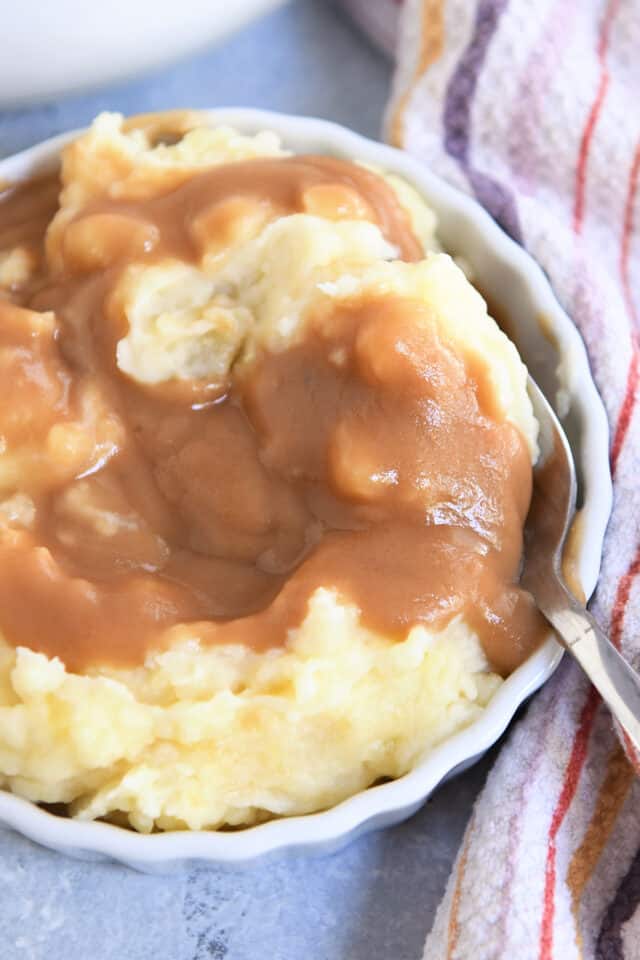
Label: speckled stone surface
xmin=0 ymin=758 xmax=496 ymax=960
xmin=0 ymin=3 xmax=497 ymax=955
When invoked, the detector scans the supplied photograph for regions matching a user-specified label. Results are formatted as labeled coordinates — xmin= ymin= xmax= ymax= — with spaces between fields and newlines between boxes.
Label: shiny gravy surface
xmin=0 ymin=151 xmax=545 ymax=674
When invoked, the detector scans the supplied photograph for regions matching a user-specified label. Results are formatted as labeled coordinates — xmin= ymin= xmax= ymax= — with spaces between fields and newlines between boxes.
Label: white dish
xmin=0 ymin=2 xmax=286 ymax=107
xmin=0 ymin=110 xmax=612 ymax=872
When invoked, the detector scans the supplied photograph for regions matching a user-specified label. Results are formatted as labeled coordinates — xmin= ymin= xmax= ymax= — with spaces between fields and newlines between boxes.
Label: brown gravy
xmin=0 ymin=149 xmax=545 ymax=675
xmin=68 ymin=154 xmax=423 ymax=267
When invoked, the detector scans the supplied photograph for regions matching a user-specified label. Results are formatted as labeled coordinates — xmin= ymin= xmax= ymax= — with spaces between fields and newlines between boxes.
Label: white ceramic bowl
xmin=0 ymin=110 xmax=612 ymax=872
xmin=0 ymin=1 xmax=286 ymax=107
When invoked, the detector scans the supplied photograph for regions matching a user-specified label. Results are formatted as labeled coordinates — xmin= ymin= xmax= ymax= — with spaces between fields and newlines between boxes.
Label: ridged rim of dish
xmin=0 ymin=109 xmax=612 ymax=867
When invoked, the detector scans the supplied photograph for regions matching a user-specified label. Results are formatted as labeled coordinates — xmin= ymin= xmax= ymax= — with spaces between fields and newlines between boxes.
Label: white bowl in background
xmin=0 ymin=110 xmax=612 ymax=871
xmin=0 ymin=2 xmax=286 ymax=107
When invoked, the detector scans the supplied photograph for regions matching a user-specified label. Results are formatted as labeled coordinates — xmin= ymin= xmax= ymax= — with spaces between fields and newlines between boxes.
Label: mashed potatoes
xmin=0 ymin=113 xmax=538 ymax=831
xmin=0 ymin=598 xmax=500 ymax=831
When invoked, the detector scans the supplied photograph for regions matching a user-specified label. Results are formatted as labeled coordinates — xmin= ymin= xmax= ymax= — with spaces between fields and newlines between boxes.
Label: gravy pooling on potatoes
xmin=0 ymin=146 xmax=546 ymax=675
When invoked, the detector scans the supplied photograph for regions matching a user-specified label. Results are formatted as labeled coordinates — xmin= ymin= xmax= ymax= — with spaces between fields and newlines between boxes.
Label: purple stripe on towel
xmin=443 ymin=0 xmax=522 ymax=242
xmin=596 ymin=843 xmax=640 ymax=960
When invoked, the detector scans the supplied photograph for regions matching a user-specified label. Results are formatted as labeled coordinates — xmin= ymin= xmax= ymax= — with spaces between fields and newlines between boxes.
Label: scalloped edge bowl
xmin=0 ymin=110 xmax=612 ymax=871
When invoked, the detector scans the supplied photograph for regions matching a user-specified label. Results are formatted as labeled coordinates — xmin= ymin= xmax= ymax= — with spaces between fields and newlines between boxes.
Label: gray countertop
xmin=0 ymin=3 xmax=495 ymax=956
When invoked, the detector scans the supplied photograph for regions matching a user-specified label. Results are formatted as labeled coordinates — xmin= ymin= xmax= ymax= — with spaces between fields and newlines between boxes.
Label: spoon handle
xmin=548 ymin=598 xmax=640 ymax=756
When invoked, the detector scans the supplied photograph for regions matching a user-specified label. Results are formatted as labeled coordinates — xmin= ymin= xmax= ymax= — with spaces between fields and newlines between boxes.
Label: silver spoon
xmin=521 ymin=378 xmax=640 ymax=753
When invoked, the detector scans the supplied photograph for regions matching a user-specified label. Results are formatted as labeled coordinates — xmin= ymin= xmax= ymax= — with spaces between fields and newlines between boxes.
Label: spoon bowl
xmin=523 ymin=378 xmax=640 ymax=753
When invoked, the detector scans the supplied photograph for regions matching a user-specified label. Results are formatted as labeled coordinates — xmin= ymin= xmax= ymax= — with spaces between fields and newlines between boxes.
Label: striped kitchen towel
xmin=341 ymin=0 xmax=640 ymax=957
